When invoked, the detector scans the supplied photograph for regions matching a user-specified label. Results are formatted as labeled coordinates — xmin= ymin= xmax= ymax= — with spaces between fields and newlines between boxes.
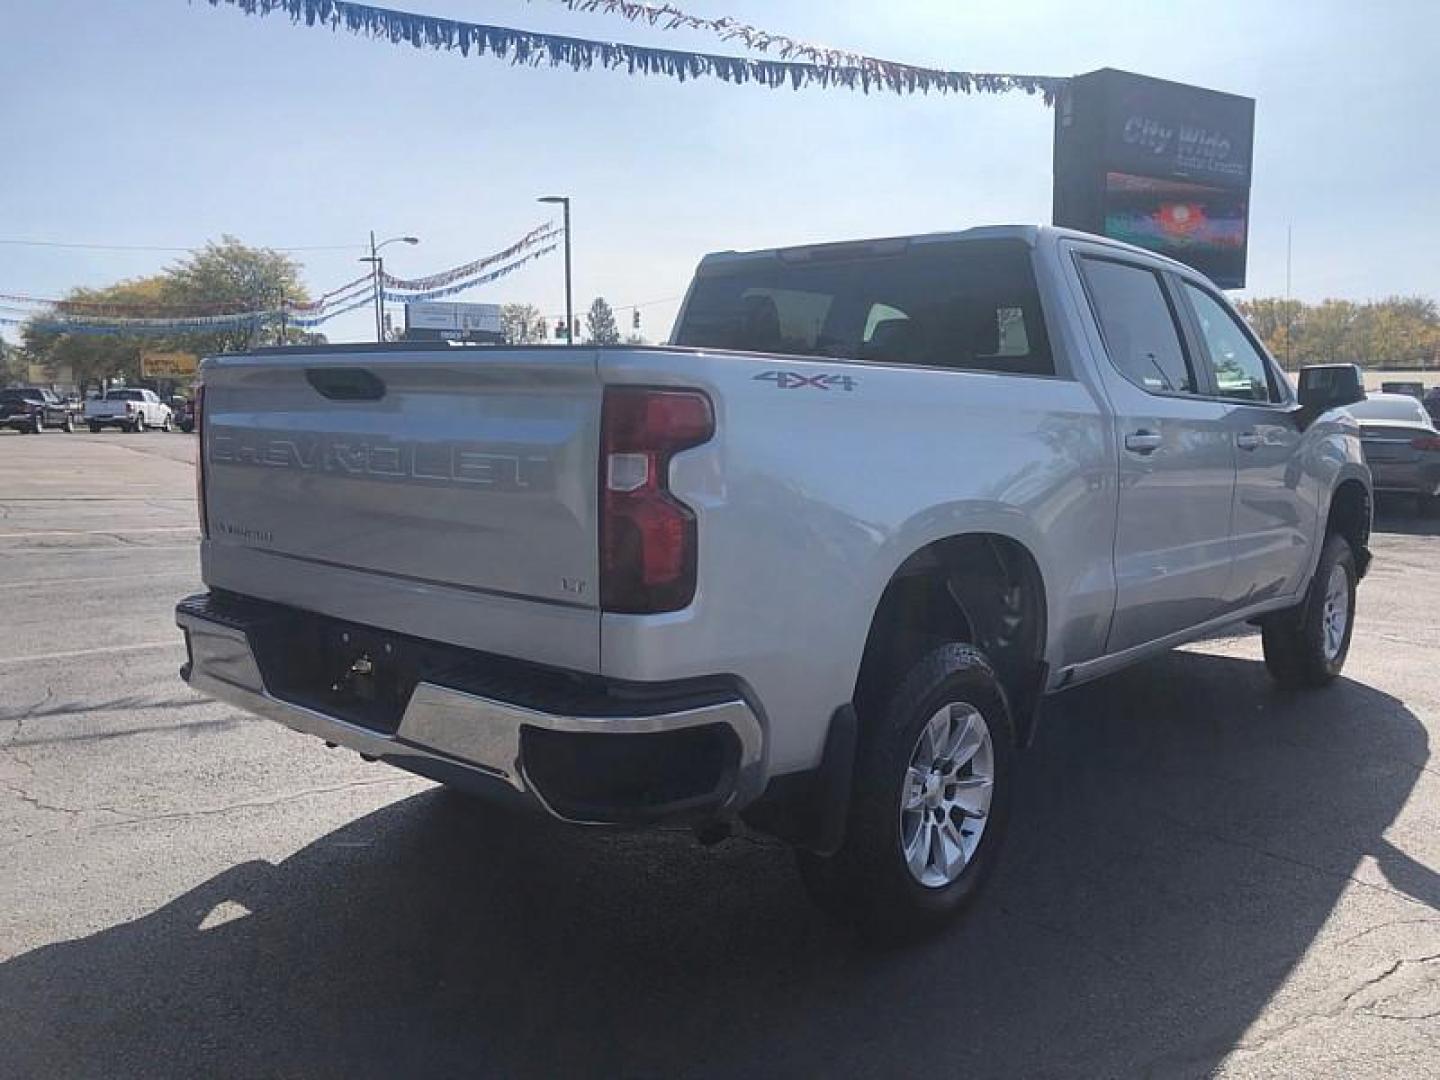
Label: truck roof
xmin=696 ymin=224 xmax=1197 ymax=277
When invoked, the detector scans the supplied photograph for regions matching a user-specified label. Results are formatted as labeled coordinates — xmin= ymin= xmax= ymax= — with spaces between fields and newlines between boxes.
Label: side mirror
xmin=1297 ymin=364 xmax=1366 ymax=412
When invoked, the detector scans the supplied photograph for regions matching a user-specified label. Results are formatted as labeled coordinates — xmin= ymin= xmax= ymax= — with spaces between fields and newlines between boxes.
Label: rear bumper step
xmin=176 ymin=593 xmax=764 ymax=824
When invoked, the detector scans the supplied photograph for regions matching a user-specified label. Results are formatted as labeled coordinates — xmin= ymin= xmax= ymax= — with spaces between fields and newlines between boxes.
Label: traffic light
xmin=632 ymin=308 xmax=640 ymax=330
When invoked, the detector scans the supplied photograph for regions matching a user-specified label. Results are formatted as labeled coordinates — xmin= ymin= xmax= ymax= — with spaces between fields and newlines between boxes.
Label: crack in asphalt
xmin=1149 ymin=804 xmax=1436 ymax=912
xmin=0 ymin=694 xmax=208 ymax=725
xmin=1332 ymin=916 xmax=1440 ymax=950
xmin=0 ymin=775 xmax=421 ymax=851
xmin=1202 ymin=952 xmax=1440 ymax=1067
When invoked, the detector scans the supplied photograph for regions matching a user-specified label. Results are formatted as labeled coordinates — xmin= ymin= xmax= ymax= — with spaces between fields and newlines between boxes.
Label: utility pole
xmin=278 ymin=287 xmax=287 ymax=346
xmin=538 ymin=195 xmax=573 ymax=343
xmin=370 ymin=230 xmax=382 ymax=343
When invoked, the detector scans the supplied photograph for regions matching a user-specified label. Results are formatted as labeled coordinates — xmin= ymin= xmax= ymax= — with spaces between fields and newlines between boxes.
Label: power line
xmin=0 ymin=238 xmax=364 ymax=254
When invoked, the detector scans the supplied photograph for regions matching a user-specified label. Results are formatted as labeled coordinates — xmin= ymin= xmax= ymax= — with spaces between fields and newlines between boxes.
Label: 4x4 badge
xmin=753 ymin=371 xmax=857 ymax=391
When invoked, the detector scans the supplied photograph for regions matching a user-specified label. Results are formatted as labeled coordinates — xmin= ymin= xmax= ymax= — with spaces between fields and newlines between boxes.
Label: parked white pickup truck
xmin=176 ymin=226 xmax=1372 ymax=939
xmin=85 ymin=388 xmax=173 ymax=433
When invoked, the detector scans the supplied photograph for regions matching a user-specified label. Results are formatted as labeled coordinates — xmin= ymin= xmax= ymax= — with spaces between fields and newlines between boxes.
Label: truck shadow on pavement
xmin=3 ymin=650 xmax=1435 ymax=1078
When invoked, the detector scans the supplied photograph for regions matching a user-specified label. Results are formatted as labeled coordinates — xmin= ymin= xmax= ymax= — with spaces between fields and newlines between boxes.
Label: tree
xmin=20 ymin=276 xmax=172 ymax=395
xmin=585 ymin=297 xmax=620 ymax=345
xmin=163 ymin=235 xmax=309 ymax=354
xmin=1238 ymin=295 xmax=1440 ymax=370
xmin=1 ymin=338 xmax=27 ymax=385
xmin=501 ymin=303 xmax=546 ymax=344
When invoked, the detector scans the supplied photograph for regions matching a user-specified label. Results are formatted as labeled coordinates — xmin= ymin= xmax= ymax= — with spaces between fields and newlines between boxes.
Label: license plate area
xmin=250 ymin=610 xmax=421 ymax=735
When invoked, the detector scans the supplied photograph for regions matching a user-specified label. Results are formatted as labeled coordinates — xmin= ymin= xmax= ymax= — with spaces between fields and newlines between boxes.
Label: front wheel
xmin=31 ymin=414 xmax=44 ymax=434
xmin=1262 ymin=533 xmax=1357 ymax=688
xmin=132 ymin=414 xmax=145 ymax=433
xmin=162 ymin=413 xmax=173 ymax=432
xmin=796 ymin=643 xmax=1015 ymax=942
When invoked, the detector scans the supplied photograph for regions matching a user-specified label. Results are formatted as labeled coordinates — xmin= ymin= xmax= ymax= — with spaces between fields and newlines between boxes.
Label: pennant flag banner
xmin=202 ymin=0 xmax=1066 ymax=103
xmin=384 ymin=243 xmax=560 ymax=303
xmin=382 ymin=223 xmax=558 ymax=291
xmin=288 ymin=291 xmax=376 ymax=327
xmin=0 ymin=290 xmax=261 ymax=317
xmin=285 ymin=271 xmax=374 ymax=312
xmin=536 ymin=0 xmax=1041 ymax=94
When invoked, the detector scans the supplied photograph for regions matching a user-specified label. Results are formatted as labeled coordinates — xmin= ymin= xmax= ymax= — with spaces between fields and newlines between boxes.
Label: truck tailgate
xmin=199 ymin=348 xmax=603 ymax=670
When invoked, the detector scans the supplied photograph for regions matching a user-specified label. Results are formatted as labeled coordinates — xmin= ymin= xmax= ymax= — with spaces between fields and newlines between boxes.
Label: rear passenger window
xmin=674 ymin=240 xmax=1054 ymax=377
xmin=1079 ymin=258 xmax=1196 ymax=395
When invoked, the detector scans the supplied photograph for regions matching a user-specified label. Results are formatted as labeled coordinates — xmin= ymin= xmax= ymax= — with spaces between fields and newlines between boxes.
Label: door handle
xmin=1124 ymin=431 xmax=1163 ymax=454
xmin=1236 ymin=431 xmax=1262 ymax=451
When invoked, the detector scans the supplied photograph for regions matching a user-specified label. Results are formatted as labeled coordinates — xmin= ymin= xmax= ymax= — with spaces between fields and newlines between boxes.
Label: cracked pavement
xmin=2 ymin=430 xmax=1438 ymax=1078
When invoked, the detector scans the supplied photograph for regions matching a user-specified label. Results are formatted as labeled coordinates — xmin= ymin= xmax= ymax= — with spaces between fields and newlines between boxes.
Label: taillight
xmin=194 ymin=385 xmax=208 ymax=538
xmin=1412 ymin=435 xmax=1440 ymax=451
xmin=599 ymin=387 xmax=714 ymax=613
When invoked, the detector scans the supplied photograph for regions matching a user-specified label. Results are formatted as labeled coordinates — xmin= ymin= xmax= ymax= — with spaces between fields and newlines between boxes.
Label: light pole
xmin=538 ymin=196 xmax=572 ymax=344
xmin=360 ymin=232 xmax=420 ymax=343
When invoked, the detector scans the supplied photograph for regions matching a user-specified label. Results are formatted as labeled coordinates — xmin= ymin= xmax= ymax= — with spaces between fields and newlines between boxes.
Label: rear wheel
xmin=796 ymin=643 xmax=1014 ymax=942
xmin=132 ymin=413 xmax=145 ymax=433
xmin=1262 ymin=533 xmax=1356 ymax=688
xmin=62 ymin=414 xmax=75 ymax=433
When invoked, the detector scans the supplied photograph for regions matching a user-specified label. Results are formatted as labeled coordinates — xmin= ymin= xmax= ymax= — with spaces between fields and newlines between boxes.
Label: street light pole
xmin=360 ymin=233 xmax=420 ymax=344
xmin=370 ymin=230 xmax=381 ymax=342
xmin=538 ymin=196 xmax=572 ymax=344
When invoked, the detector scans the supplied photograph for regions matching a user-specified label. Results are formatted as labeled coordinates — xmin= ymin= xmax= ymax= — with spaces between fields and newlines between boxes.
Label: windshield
xmin=674 ymin=239 xmax=1053 ymax=377
xmin=2 ymin=389 xmax=44 ymax=402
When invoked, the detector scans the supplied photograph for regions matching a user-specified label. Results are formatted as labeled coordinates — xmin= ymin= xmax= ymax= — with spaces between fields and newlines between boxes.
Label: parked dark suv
xmin=0 ymin=387 xmax=80 ymax=433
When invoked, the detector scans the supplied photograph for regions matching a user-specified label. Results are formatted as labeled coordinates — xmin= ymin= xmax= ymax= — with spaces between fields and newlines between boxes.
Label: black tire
xmin=88 ymin=423 xmax=102 ymax=434
xmin=796 ymin=643 xmax=1015 ymax=943
xmin=62 ymin=415 xmax=75 ymax=433
xmin=1262 ymin=533 xmax=1357 ymax=689
xmin=132 ymin=414 xmax=144 ymax=433
xmin=31 ymin=415 xmax=44 ymax=434
xmin=162 ymin=413 xmax=173 ymax=433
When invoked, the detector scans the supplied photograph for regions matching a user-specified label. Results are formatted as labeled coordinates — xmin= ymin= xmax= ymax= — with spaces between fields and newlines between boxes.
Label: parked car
xmin=1379 ymin=380 xmax=1425 ymax=401
xmin=1348 ymin=392 xmax=1440 ymax=513
xmin=84 ymin=388 xmax=173 ymax=433
xmin=1423 ymin=386 xmax=1440 ymax=424
xmin=0 ymin=387 xmax=82 ymax=433
xmin=174 ymin=397 xmax=196 ymax=434
xmin=177 ymin=226 xmax=1373 ymax=940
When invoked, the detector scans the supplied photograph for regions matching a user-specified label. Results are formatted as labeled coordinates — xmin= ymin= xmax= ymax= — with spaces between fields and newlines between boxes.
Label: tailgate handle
xmin=305 ymin=367 xmax=386 ymax=401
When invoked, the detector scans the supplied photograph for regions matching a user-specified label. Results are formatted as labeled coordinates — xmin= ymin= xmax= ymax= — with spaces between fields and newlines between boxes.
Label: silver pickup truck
xmin=176 ymin=226 xmax=1372 ymax=939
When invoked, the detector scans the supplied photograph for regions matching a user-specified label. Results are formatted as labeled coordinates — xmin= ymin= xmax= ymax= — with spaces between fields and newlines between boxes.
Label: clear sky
xmin=2 ymin=0 xmax=1434 ymax=345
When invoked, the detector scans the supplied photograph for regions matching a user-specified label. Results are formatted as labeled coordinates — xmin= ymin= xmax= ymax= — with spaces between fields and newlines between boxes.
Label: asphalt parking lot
xmin=2 ymin=430 xmax=1437 ymax=1079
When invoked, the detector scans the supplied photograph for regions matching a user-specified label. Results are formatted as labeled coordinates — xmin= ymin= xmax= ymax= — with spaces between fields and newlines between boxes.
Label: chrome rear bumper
xmin=177 ymin=596 xmax=764 ymax=824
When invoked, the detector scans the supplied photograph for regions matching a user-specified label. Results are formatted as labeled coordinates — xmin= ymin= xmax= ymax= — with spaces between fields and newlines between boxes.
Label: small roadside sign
xmin=140 ymin=351 xmax=199 ymax=378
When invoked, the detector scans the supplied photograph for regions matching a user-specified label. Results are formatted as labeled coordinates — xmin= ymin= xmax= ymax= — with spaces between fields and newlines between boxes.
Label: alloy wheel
xmin=899 ymin=701 xmax=995 ymax=888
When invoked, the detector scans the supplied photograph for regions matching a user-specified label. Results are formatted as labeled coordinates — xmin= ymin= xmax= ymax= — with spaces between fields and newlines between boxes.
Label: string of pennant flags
xmin=381 ymin=223 xmax=558 ymax=291
xmin=201 ymin=0 xmax=1066 ymax=103
xmin=1 ymin=223 xmax=559 ymax=335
